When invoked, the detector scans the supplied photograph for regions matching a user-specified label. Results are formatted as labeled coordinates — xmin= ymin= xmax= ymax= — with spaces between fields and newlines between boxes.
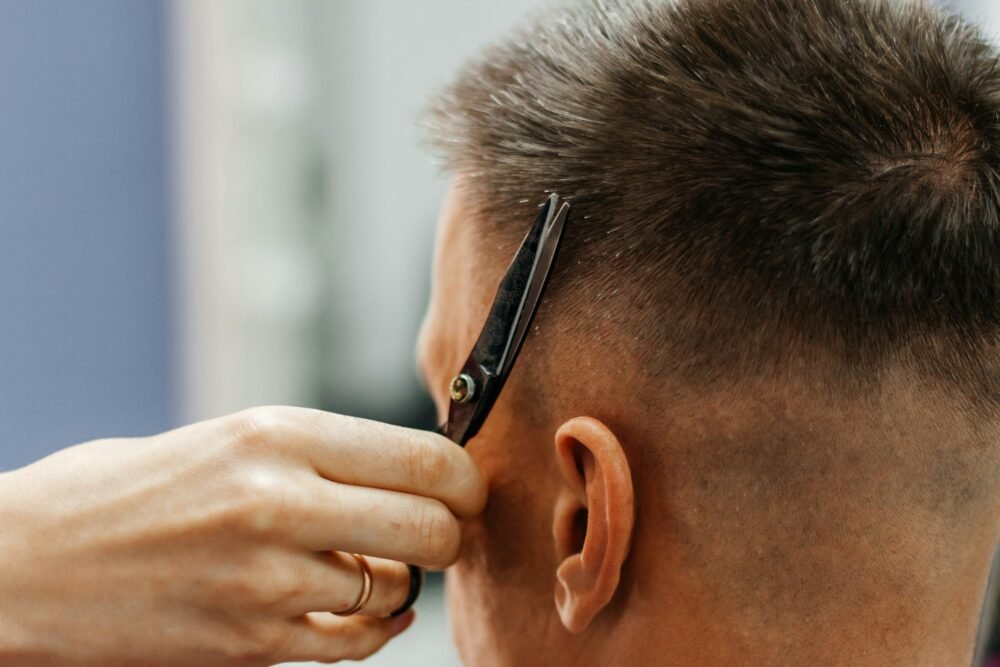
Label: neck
xmin=585 ymin=534 xmax=996 ymax=667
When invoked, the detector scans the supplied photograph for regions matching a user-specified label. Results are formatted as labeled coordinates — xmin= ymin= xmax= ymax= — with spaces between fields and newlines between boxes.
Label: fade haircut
xmin=426 ymin=0 xmax=1000 ymax=407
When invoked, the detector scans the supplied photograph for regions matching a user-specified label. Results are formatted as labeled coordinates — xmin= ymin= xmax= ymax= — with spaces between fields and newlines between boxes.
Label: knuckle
xmin=216 ymin=468 xmax=293 ymax=538
xmin=256 ymin=560 xmax=299 ymax=611
xmin=229 ymin=406 xmax=288 ymax=453
xmin=415 ymin=501 xmax=460 ymax=566
xmin=216 ymin=568 xmax=269 ymax=610
xmin=216 ymin=575 xmax=263 ymax=609
xmin=265 ymin=566 xmax=307 ymax=613
xmin=216 ymin=555 xmax=301 ymax=613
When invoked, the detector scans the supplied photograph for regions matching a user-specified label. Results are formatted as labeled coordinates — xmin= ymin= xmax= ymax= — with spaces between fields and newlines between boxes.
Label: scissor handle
xmin=389 ymin=564 xmax=424 ymax=617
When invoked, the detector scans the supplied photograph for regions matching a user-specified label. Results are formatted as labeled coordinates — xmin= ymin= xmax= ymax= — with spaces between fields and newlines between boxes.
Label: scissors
xmin=390 ymin=193 xmax=570 ymax=617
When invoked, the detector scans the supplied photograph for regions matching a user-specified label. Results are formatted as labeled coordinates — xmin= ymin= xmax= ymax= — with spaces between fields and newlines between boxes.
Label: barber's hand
xmin=0 ymin=407 xmax=486 ymax=666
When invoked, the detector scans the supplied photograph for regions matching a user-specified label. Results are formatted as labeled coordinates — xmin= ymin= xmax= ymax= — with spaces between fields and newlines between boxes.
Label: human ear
xmin=552 ymin=417 xmax=635 ymax=633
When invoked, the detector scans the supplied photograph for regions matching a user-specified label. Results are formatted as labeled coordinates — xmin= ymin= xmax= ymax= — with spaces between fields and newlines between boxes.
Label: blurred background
xmin=0 ymin=1 xmax=995 ymax=665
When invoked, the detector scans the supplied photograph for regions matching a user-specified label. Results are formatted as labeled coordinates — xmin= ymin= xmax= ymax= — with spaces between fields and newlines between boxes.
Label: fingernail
xmin=389 ymin=610 xmax=416 ymax=637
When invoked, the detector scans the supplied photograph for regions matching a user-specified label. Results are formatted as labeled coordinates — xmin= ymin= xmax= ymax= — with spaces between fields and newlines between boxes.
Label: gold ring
xmin=334 ymin=553 xmax=373 ymax=617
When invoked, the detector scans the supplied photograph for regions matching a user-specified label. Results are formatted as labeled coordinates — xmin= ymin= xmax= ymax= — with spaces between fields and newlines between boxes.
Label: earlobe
xmin=552 ymin=417 xmax=635 ymax=634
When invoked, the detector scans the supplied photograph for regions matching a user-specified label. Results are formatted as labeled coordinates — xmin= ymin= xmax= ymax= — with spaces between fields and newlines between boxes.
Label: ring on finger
xmin=333 ymin=553 xmax=373 ymax=617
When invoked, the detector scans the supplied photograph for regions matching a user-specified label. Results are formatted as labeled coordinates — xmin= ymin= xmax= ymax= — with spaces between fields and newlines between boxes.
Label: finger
xmin=284 ymin=552 xmax=412 ymax=618
xmin=339 ymin=554 xmax=412 ymax=618
xmin=287 ymin=476 xmax=462 ymax=568
xmin=278 ymin=610 xmax=416 ymax=663
xmin=232 ymin=406 xmax=487 ymax=518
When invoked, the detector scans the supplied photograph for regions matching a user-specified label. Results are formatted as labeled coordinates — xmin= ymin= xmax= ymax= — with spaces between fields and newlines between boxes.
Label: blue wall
xmin=0 ymin=1 xmax=171 ymax=470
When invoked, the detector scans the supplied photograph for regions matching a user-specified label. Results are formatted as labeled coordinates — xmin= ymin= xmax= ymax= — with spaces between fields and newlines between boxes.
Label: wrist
xmin=0 ymin=471 xmax=41 ymax=664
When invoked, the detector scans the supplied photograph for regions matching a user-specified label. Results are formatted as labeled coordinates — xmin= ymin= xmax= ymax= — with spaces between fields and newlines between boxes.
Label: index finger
xmin=242 ymin=407 xmax=488 ymax=519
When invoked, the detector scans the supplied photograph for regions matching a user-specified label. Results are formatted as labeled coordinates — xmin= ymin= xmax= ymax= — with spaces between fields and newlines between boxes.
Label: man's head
xmin=417 ymin=0 xmax=1000 ymax=664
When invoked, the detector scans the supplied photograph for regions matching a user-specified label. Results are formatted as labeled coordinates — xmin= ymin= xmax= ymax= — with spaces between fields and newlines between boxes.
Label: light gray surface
xmin=319 ymin=0 xmax=544 ymax=421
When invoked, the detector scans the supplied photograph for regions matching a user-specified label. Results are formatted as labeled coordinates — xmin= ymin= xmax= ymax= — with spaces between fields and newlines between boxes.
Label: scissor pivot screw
xmin=449 ymin=374 xmax=476 ymax=404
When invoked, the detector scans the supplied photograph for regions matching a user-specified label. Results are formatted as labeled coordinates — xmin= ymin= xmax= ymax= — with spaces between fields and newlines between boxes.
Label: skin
xmin=417 ymin=181 xmax=1000 ymax=667
xmin=0 ymin=406 xmax=487 ymax=666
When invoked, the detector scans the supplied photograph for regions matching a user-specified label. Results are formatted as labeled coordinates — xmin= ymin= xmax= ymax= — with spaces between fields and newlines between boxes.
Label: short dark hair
xmin=426 ymin=0 xmax=1000 ymax=406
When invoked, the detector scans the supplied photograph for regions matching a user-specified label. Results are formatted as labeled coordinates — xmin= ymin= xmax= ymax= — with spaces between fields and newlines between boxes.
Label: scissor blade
xmin=466 ymin=195 xmax=558 ymax=375
xmin=443 ymin=194 xmax=565 ymax=446
xmin=499 ymin=200 xmax=569 ymax=376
